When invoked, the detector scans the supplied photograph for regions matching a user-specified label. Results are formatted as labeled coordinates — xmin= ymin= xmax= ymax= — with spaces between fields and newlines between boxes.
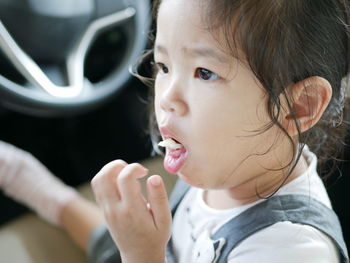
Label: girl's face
xmin=154 ymin=0 xmax=293 ymax=192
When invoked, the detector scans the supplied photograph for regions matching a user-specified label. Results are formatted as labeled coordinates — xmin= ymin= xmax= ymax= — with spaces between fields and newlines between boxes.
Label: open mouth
xmin=158 ymin=138 xmax=187 ymax=174
xmin=158 ymin=138 xmax=183 ymax=150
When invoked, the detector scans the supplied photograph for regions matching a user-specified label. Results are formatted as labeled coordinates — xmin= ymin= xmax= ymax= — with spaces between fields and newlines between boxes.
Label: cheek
xmin=153 ymin=83 xmax=162 ymax=122
xmin=154 ymin=97 xmax=161 ymax=121
xmin=189 ymin=106 xmax=269 ymax=164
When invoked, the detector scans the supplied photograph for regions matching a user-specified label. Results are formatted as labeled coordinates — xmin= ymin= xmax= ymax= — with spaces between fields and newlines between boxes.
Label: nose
xmin=159 ymin=78 xmax=188 ymax=116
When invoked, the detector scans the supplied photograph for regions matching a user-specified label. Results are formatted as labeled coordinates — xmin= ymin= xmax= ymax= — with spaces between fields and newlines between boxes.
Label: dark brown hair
xmin=136 ymin=0 xmax=350 ymax=180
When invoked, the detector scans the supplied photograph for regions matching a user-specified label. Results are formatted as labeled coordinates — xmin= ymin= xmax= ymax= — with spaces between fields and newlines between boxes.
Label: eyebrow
xmin=185 ymin=46 xmax=230 ymax=64
xmin=154 ymin=44 xmax=168 ymax=56
xmin=154 ymin=44 xmax=230 ymax=64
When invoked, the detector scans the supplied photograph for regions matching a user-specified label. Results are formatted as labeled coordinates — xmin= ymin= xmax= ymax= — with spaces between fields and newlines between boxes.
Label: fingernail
xmin=150 ymin=175 xmax=161 ymax=186
xmin=140 ymin=168 xmax=149 ymax=177
xmin=135 ymin=166 xmax=148 ymax=178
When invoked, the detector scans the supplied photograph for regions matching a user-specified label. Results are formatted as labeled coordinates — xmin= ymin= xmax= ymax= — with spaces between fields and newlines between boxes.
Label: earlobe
xmin=283 ymin=76 xmax=332 ymax=136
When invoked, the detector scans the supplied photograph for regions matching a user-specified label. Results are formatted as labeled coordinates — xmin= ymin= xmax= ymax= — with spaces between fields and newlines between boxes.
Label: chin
xmin=177 ymin=168 xmax=207 ymax=188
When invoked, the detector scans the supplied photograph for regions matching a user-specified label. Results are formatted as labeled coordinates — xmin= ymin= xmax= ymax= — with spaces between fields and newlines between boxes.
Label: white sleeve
xmin=227 ymin=221 xmax=340 ymax=263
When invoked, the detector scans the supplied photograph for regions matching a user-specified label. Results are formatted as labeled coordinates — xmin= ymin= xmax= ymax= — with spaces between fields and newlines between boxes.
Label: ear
xmin=282 ymin=76 xmax=332 ymax=136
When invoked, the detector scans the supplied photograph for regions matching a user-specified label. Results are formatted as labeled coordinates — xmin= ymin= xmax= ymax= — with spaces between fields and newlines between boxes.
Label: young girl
xmin=91 ymin=0 xmax=350 ymax=262
xmin=0 ymin=0 xmax=349 ymax=262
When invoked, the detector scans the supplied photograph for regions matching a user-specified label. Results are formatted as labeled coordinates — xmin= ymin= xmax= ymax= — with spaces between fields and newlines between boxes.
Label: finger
xmin=146 ymin=175 xmax=171 ymax=230
xmin=117 ymin=163 xmax=148 ymax=208
xmin=91 ymin=159 xmax=127 ymax=204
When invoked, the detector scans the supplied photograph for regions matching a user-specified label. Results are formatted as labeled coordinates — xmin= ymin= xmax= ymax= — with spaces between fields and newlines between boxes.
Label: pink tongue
xmin=168 ymin=148 xmax=183 ymax=158
xmin=164 ymin=147 xmax=187 ymax=174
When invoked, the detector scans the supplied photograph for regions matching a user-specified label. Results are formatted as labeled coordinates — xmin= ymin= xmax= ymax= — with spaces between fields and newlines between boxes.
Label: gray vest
xmin=166 ymin=180 xmax=349 ymax=263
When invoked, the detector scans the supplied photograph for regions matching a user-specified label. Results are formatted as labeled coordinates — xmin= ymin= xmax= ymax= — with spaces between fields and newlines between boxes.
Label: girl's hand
xmin=91 ymin=160 xmax=171 ymax=263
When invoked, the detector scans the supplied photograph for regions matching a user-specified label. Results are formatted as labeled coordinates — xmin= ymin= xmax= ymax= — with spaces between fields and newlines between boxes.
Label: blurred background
xmin=0 ymin=0 xmax=154 ymax=225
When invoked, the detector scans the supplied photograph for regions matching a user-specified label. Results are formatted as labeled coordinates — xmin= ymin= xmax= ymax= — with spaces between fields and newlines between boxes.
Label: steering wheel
xmin=0 ymin=0 xmax=150 ymax=116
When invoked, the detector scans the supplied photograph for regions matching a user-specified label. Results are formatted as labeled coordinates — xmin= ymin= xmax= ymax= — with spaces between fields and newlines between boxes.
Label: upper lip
xmin=159 ymin=126 xmax=183 ymax=144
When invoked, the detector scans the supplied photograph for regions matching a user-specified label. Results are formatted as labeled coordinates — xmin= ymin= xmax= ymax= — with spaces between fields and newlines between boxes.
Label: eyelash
xmin=155 ymin=62 xmax=169 ymax=74
xmin=155 ymin=62 xmax=220 ymax=81
xmin=194 ymin=68 xmax=220 ymax=81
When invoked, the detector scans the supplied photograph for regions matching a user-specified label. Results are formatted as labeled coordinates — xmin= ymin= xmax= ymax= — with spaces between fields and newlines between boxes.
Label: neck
xmin=204 ymin=154 xmax=308 ymax=210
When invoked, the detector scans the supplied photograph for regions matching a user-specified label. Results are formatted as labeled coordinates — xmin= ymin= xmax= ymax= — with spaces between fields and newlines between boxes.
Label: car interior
xmin=0 ymin=0 xmax=348 ymax=262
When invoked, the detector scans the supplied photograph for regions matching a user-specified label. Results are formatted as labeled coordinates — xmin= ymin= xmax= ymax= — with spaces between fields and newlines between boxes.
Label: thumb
xmin=147 ymin=175 xmax=171 ymax=230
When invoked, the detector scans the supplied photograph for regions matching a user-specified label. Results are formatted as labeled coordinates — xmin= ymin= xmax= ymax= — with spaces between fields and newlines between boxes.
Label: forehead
xmin=156 ymin=0 xmax=219 ymax=49
xmin=155 ymin=0 xmax=239 ymax=65
xmin=155 ymin=0 xmax=234 ymax=59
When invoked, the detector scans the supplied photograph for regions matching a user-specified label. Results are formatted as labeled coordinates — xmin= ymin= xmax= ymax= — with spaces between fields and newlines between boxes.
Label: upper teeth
xmin=158 ymin=138 xmax=183 ymax=150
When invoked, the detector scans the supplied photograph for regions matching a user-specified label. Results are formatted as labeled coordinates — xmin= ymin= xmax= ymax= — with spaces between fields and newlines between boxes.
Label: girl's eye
xmin=194 ymin=68 xmax=219 ymax=81
xmin=155 ymin=62 xmax=169 ymax=74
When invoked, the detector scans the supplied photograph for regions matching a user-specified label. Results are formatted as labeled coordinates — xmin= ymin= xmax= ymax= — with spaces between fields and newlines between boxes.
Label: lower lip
xmin=164 ymin=147 xmax=188 ymax=174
